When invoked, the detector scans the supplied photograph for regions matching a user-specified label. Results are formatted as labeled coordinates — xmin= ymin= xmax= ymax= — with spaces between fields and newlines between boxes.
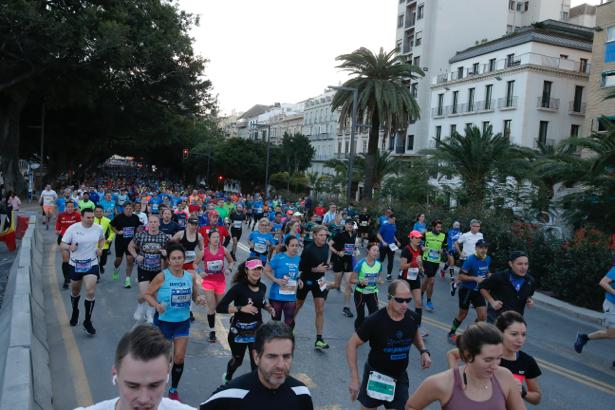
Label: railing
xmin=536 ymin=97 xmax=560 ymax=111
xmin=478 ymin=99 xmax=496 ymax=111
xmin=405 ymin=13 xmax=416 ymax=28
xmin=447 ymin=105 xmax=461 ymax=116
xmin=433 ymin=52 xmax=592 ymax=85
xmin=498 ymin=96 xmax=518 ymax=109
xmin=403 ymin=41 xmax=413 ymax=54
xmin=569 ymin=101 xmax=586 ymax=114
xmin=431 ymin=107 xmax=445 ymax=118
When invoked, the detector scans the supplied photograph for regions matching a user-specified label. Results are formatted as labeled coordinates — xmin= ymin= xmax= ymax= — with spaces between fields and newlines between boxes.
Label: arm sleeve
xmin=61 ymin=226 xmax=72 ymax=244
xmin=478 ymin=273 xmax=496 ymax=291
xmin=461 ymin=257 xmax=473 ymax=273
xmin=301 ymin=393 xmax=314 ymax=410
xmin=216 ymin=285 xmax=238 ymax=313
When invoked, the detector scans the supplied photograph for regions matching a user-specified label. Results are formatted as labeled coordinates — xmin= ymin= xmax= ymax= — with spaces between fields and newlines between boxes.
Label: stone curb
xmin=533 ymin=291 xmax=604 ymax=326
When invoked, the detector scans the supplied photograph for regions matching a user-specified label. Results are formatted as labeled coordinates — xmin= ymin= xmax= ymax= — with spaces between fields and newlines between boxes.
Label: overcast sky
xmin=179 ymin=0 xmax=602 ymax=115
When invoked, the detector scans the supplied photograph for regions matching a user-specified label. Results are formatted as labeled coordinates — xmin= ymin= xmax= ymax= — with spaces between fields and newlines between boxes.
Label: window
xmin=482 ymin=121 xmax=490 ymax=134
xmin=472 ymin=62 xmax=479 ymax=74
xmin=413 ymin=56 xmax=421 ymax=67
xmin=465 ymin=123 xmax=473 ymax=129
xmin=573 ymin=85 xmax=583 ymax=112
xmin=411 ymin=83 xmax=418 ymax=98
xmin=468 ymin=88 xmax=475 ymax=112
xmin=435 ymin=126 xmax=442 ymax=141
xmin=398 ymin=15 xmax=404 ymax=28
xmin=506 ymin=53 xmax=515 ymax=67
xmin=506 ymin=80 xmax=515 ymax=106
xmin=603 ymin=71 xmax=615 ymax=87
xmin=570 ymin=124 xmax=580 ymax=137
xmin=415 ymin=32 xmax=422 ymax=46
xmin=452 ymin=91 xmax=459 ymax=114
xmin=538 ymin=121 xmax=549 ymax=145
xmin=488 ymin=58 xmax=496 ymax=72
xmin=388 ymin=136 xmax=395 ymax=151
xmin=437 ymin=93 xmax=444 ymax=115
xmin=362 ymin=140 xmax=367 ymax=152
xmin=457 ymin=66 xmax=464 ymax=79
xmin=560 ymin=54 xmax=568 ymax=60
xmin=608 ymin=26 xmax=615 ymax=42
xmin=485 ymin=84 xmax=493 ymax=109
xmin=450 ymin=124 xmax=457 ymax=136
xmin=417 ymin=5 xmax=424 ymax=19
xmin=507 ymin=25 xmax=513 ymax=34
xmin=580 ymin=58 xmax=589 ymax=73
xmin=338 ymin=142 xmax=342 ymax=153
xmin=503 ymin=120 xmax=512 ymax=139
xmin=396 ymin=40 xmax=402 ymax=51
xmin=509 ymin=1 xmax=515 ymax=10
xmin=561 ymin=11 xmax=568 ymax=20
xmin=406 ymin=135 xmax=415 ymax=151
xmin=516 ymin=2 xmax=522 ymax=11
xmin=524 ymin=1 xmax=529 ymax=11
xmin=541 ymin=81 xmax=552 ymax=107
xmin=345 ymin=141 xmax=349 ymax=153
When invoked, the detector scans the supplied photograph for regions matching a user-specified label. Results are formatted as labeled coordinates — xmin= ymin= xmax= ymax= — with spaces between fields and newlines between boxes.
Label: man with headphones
xmin=346 ymin=280 xmax=431 ymax=410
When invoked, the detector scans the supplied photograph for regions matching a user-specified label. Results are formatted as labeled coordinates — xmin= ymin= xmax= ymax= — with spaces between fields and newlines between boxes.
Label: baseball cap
xmin=245 ymin=259 xmax=264 ymax=270
xmin=408 ymin=230 xmax=423 ymax=238
xmin=293 ymin=211 xmax=303 ymax=217
xmin=475 ymin=239 xmax=488 ymax=248
xmin=453 ymin=221 xmax=460 ymax=228
xmin=187 ymin=216 xmax=199 ymax=224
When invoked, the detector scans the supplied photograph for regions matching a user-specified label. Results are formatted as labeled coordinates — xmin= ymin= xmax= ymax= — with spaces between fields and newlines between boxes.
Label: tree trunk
xmin=0 ymin=90 xmax=28 ymax=194
xmin=364 ymin=110 xmax=380 ymax=200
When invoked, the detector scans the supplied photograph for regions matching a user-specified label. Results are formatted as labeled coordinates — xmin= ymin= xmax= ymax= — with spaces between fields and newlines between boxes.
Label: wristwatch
xmin=419 ymin=348 xmax=430 ymax=356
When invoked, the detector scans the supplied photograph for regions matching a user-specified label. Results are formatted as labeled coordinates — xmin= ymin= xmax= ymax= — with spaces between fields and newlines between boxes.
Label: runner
xmin=295 ymin=225 xmax=331 ymax=350
xmin=349 ymin=243 xmax=381 ymax=330
xmin=160 ymin=208 xmax=181 ymax=238
xmin=215 ymin=257 xmax=275 ymax=383
xmin=455 ymin=219 xmax=484 ymax=262
xmin=412 ymin=213 xmax=427 ymax=236
xmin=200 ymin=211 xmax=230 ymax=247
xmin=60 ymin=208 xmax=105 ymax=335
xmin=144 ymin=242 xmax=207 ymax=401
xmin=128 ymin=214 xmax=169 ymax=323
xmin=55 ymin=201 xmax=81 ymax=288
xmin=75 ymin=325 xmax=195 ymax=410
xmin=329 ymin=219 xmax=357 ymax=318
xmin=93 ymin=205 xmax=115 ymax=276
xmin=347 ymin=280 xmax=430 ymax=410
xmin=448 ymin=310 xmax=542 ymax=405
xmin=115 ymin=188 xmax=129 ymax=215
xmin=480 ymin=251 xmax=535 ymax=323
xmin=264 ymin=236 xmax=301 ymax=328
xmin=252 ymin=195 xmax=265 ymax=230
xmin=399 ymin=230 xmax=426 ymax=335
xmin=357 ymin=207 xmax=371 ymax=248
xmin=78 ymin=191 xmax=96 ymax=211
xmin=248 ymin=218 xmax=276 ymax=264
xmin=313 ymin=202 xmax=326 ymax=224
xmin=172 ymin=216 xmax=204 ymax=272
xmin=420 ymin=220 xmax=446 ymax=312
xmin=405 ymin=322 xmax=525 ymax=410
xmin=99 ymin=191 xmax=116 ymax=220
xmin=40 ymin=184 xmax=58 ymax=229
xmin=199 ymin=321 xmax=313 ymax=409
xmin=229 ymin=204 xmax=246 ymax=259
xmin=447 ymin=239 xmax=491 ymax=345
xmin=110 ymin=202 xmax=143 ymax=288
xmin=55 ymin=189 xmax=72 ymax=214
xmin=444 ymin=221 xmax=462 ymax=296
xmin=376 ymin=213 xmax=401 ymax=282
xmin=201 ymin=230 xmax=235 ymax=343
xmin=173 ymin=199 xmax=190 ymax=230
xmin=322 ymin=203 xmax=337 ymax=227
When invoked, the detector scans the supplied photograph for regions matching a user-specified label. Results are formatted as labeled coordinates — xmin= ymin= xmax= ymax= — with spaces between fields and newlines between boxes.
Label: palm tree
xmin=331 ymin=47 xmax=423 ymax=199
xmin=423 ymin=124 xmax=531 ymax=207
xmin=354 ymin=151 xmax=401 ymax=191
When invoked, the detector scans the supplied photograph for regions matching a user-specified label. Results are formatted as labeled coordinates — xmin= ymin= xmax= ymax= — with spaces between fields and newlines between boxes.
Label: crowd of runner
xmin=35 ymin=176 xmax=614 ymax=410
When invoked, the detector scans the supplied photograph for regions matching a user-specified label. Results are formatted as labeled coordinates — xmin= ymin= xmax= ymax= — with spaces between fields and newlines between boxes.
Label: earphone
xmin=112 ymin=375 xmax=117 ymax=386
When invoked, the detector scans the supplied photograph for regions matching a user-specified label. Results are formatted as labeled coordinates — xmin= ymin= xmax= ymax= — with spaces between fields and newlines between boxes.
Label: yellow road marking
xmin=192 ymin=310 xmax=230 ymax=351
xmin=47 ymin=242 xmax=94 ymax=406
xmin=293 ymin=372 xmax=317 ymax=389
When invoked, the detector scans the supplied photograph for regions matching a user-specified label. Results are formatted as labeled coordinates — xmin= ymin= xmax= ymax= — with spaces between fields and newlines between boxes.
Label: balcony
xmin=536 ymin=97 xmax=560 ymax=111
xmin=569 ymin=101 xmax=586 ymax=115
xmin=498 ymin=96 xmax=518 ymax=110
xmin=478 ymin=99 xmax=496 ymax=112
xmin=447 ymin=105 xmax=461 ymax=116
xmin=405 ymin=13 xmax=416 ymax=29
xmin=432 ymin=52 xmax=591 ymax=85
xmin=431 ymin=107 xmax=445 ymax=118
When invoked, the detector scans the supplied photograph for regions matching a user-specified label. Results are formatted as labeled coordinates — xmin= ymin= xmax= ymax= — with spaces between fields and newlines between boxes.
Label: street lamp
xmin=329 ymin=85 xmax=358 ymax=206
xmin=251 ymin=121 xmax=272 ymax=199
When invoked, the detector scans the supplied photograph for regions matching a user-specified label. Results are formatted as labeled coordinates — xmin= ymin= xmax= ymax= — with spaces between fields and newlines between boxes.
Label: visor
xmin=408 ymin=230 xmax=423 ymax=238
xmin=246 ymin=259 xmax=264 ymax=270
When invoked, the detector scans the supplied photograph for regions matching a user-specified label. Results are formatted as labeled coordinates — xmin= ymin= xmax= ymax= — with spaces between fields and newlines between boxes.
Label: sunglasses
xmin=392 ymin=297 xmax=412 ymax=304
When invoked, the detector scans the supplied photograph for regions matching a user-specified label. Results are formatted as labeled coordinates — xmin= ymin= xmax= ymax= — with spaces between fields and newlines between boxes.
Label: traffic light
xmin=182 ymin=148 xmax=189 ymax=159
xmin=218 ymin=175 xmax=224 ymax=182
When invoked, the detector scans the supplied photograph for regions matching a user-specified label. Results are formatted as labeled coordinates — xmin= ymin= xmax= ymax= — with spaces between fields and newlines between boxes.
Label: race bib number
xmin=233 ymin=220 xmax=242 ymax=229
xmin=317 ymin=277 xmax=327 ymax=292
xmin=388 ymin=243 xmax=399 ymax=252
xmin=234 ymin=321 xmax=258 ymax=343
xmin=207 ymin=259 xmax=223 ymax=273
xmin=360 ymin=221 xmax=368 ymax=226
xmin=344 ymin=243 xmax=355 ymax=255
xmin=255 ymin=208 xmax=263 ymax=214
xmin=74 ymin=259 xmax=92 ymax=273
xmin=184 ymin=250 xmax=196 ymax=263
xmin=407 ymin=267 xmax=419 ymax=280
xmin=123 ymin=226 xmax=135 ymax=238
xmin=366 ymin=273 xmax=378 ymax=287
xmin=366 ymin=371 xmax=396 ymax=402
xmin=279 ymin=279 xmax=297 ymax=295
xmin=144 ymin=253 xmax=161 ymax=270
xmin=428 ymin=249 xmax=440 ymax=260
xmin=171 ymin=288 xmax=191 ymax=308
xmin=254 ymin=242 xmax=267 ymax=254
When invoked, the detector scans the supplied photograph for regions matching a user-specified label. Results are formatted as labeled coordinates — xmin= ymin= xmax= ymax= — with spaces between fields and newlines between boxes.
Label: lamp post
xmin=251 ymin=121 xmax=272 ymax=199
xmin=329 ymin=85 xmax=358 ymax=206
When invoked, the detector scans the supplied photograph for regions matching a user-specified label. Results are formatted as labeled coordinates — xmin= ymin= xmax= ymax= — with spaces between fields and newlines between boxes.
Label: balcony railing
xmin=405 ymin=13 xmax=416 ymax=28
xmin=432 ymin=52 xmax=591 ymax=85
xmin=498 ymin=96 xmax=518 ymax=109
xmin=569 ymin=101 xmax=586 ymax=115
xmin=478 ymin=99 xmax=496 ymax=112
xmin=536 ymin=97 xmax=560 ymax=111
xmin=447 ymin=105 xmax=461 ymax=116
xmin=431 ymin=107 xmax=445 ymax=118
xmin=402 ymin=41 xmax=413 ymax=54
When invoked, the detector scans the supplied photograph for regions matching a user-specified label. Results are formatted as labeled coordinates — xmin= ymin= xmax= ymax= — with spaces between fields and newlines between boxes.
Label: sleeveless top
xmin=204 ymin=245 xmax=225 ymax=275
xmin=156 ymin=269 xmax=192 ymax=323
xmin=180 ymin=230 xmax=198 ymax=263
xmin=443 ymin=368 xmax=507 ymax=410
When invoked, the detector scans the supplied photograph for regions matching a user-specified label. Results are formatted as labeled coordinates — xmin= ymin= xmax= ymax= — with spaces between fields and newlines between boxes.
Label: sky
xmin=179 ymin=0 xmax=602 ymax=115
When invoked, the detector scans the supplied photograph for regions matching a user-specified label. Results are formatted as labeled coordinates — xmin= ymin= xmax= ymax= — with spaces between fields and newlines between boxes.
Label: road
xmin=40 ymin=222 xmax=615 ymax=409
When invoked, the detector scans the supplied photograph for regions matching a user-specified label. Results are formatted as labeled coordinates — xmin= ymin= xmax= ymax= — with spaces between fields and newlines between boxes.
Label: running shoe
xmin=133 ymin=303 xmax=145 ymax=321
xmin=314 ymin=339 xmax=330 ymax=350
xmin=343 ymin=307 xmax=354 ymax=318
xmin=450 ymin=281 xmax=457 ymax=297
xmin=83 ymin=320 xmax=96 ymax=335
xmin=145 ymin=307 xmax=154 ymax=324
xmin=447 ymin=333 xmax=457 ymax=345
xmin=425 ymin=300 xmax=434 ymax=312
xmin=190 ymin=311 xmax=195 ymax=322
xmin=69 ymin=309 xmax=79 ymax=326
xmin=209 ymin=331 xmax=216 ymax=343
xmin=112 ymin=269 xmax=120 ymax=280
xmin=574 ymin=333 xmax=589 ymax=353
xmin=123 ymin=277 xmax=131 ymax=288
xmin=168 ymin=389 xmax=180 ymax=401
xmin=386 ymin=274 xmax=392 ymax=282
xmin=222 ymin=372 xmax=230 ymax=384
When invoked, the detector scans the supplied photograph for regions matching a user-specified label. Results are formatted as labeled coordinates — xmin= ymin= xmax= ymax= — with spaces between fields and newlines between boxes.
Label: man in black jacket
xmin=480 ymin=251 xmax=535 ymax=323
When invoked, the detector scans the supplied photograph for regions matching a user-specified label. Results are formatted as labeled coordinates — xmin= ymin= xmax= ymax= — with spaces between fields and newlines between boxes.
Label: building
xmin=270 ymin=109 xmax=305 ymax=145
xmin=218 ymin=111 xmax=242 ymax=139
xmin=584 ymin=0 xmax=615 ymax=133
xmin=235 ymin=103 xmax=303 ymax=144
xmin=568 ymin=3 xmax=597 ymax=28
xmin=302 ymin=91 xmax=339 ymax=174
xmin=236 ymin=104 xmax=270 ymax=139
xmin=430 ymin=20 xmax=592 ymax=149
xmin=395 ymin=0 xmax=573 ymax=156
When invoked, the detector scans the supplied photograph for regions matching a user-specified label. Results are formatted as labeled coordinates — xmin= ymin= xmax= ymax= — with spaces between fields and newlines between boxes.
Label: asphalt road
xmin=40 ymin=222 xmax=615 ymax=409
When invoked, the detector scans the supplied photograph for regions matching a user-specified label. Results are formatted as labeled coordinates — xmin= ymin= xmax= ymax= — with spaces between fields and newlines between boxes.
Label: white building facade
xmin=395 ymin=0 xmax=574 ymax=156
xmin=429 ymin=20 xmax=592 ymax=149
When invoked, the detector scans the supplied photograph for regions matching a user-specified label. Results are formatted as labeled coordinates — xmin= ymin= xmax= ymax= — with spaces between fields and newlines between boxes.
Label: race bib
xmin=317 ymin=277 xmax=327 ymax=292
xmin=360 ymin=221 xmax=368 ymax=226
xmin=123 ymin=226 xmax=135 ymax=239
xmin=388 ymin=243 xmax=399 ymax=252
xmin=207 ymin=259 xmax=223 ymax=273
xmin=184 ymin=250 xmax=196 ymax=263
xmin=344 ymin=243 xmax=355 ymax=255
xmin=366 ymin=273 xmax=378 ymax=287
xmin=254 ymin=242 xmax=267 ymax=254
xmin=74 ymin=259 xmax=92 ymax=273
xmin=171 ymin=287 xmax=191 ymax=308
xmin=428 ymin=249 xmax=440 ymax=260
xmin=233 ymin=220 xmax=243 ymax=229
xmin=279 ymin=279 xmax=297 ymax=295
xmin=255 ymin=208 xmax=263 ymax=214
xmin=407 ymin=267 xmax=419 ymax=280
xmin=144 ymin=253 xmax=161 ymax=270
xmin=234 ymin=321 xmax=258 ymax=343
xmin=366 ymin=371 xmax=396 ymax=402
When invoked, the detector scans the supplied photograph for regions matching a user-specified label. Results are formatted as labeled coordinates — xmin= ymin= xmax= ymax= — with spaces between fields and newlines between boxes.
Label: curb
xmin=533 ymin=291 xmax=603 ymax=326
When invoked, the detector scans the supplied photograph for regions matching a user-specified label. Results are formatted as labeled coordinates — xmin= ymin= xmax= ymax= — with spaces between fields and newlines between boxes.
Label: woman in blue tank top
xmin=144 ymin=242 xmax=206 ymax=401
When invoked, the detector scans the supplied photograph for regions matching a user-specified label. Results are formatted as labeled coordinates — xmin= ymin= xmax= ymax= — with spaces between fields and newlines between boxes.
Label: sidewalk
xmin=533 ymin=291 xmax=603 ymax=326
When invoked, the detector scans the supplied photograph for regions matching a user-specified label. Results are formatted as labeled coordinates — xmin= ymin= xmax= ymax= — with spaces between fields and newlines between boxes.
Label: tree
xmin=331 ymin=47 xmax=423 ymax=199
xmin=354 ymin=151 xmax=401 ymax=191
xmin=380 ymin=157 xmax=438 ymax=204
xmin=423 ymin=124 xmax=531 ymax=208
xmin=280 ymin=132 xmax=315 ymax=174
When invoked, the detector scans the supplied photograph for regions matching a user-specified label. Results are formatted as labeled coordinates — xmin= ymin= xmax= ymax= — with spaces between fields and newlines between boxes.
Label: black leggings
xmin=226 ymin=334 xmax=256 ymax=380
xmin=379 ymin=246 xmax=395 ymax=276
xmin=354 ymin=291 xmax=379 ymax=330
